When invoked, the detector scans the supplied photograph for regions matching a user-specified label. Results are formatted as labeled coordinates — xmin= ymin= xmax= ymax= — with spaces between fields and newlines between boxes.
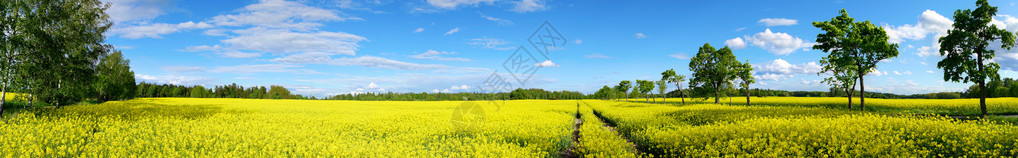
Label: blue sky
xmin=104 ymin=0 xmax=1018 ymax=97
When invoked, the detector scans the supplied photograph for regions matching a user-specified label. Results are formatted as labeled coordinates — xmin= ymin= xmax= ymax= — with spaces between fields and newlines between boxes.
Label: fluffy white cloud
xmin=414 ymin=28 xmax=425 ymax=33
xmin=109 ymin=21 xmax=213 ymax=39
xmin=444 ymin=28 xmax=460 ymax=35
xmin=468 ymin=37 xmax=512 ymax=50
xmin=102 ymin=0 xmax=172 ymax=23
xmin=272 ymin=53 xmax=449 ymax=70
xmin=752 ymin=59 xmax=822 ymax=81
xmin=883 ymin=10 xmax=952 ymax=43
xmin=743 ymin=29 xmax=812 ymax=55
xmin=218 ymin=51 xmax=262 ymax=58
xmin=926 ymin=70 xmax=935 ymax=73
xmin=755 ymin=59 xmax=822 ymax=74
xmin=535 ymin=60 xmax=559 ymax=67
xmin=758 ymin=18 xmax=797 ymax=26
xmin=411 ymin=50 xmax=471 ymax=61
xmin=450 ymin=85 xmax=470 ymax=90
xmin=135 ymin=74 xmax=215 ymax=86
xmin=511 ymin=0 xmax=545 ymax=13
xmin=209 ymin=0 xmax=359 ymax=30
xmin=725 ymin=37 xmax=747 ymax=49
xmin=427 ymin=0 xmax=497 ymax=9
xmin=222 ymin=28 xmax=367 ymax=56
xmin=633 ymin=33 xmax=647 ymax=39
xmin=209 ymin=64 xmax=323 ymax=74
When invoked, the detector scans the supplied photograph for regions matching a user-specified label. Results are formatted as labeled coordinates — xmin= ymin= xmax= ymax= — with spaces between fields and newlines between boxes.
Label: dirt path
xmin=559 ymin=105 xmax=582 ymax=158
xmin=588 ymin=104 xmax=645 ymax=156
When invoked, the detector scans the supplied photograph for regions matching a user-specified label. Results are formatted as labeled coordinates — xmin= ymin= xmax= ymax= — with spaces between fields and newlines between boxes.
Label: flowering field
xmin=0 ymin=98 xmax=578 ymax=157
xmin=586 ymin=100 xmax=1018 ymax=157
xmin=2 ymin=98 xmax=1018 ymax=157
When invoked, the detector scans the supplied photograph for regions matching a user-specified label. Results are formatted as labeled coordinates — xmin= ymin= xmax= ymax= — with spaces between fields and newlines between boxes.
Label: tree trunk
xmin=977 ymin=51 xmax=987 ymax=118
xmin=714 ymin=92 xmax=720 ymax=104
xmin=646 ymin=93 xmax=649 ymax=103
xmin=681 ymin=89 xmax=686 ymax=104
xmin=746 ymin=87 xmax=751 ymax=106
xmin=859 ymin=67 xmax=865 ymax=111
xmin=847 ymin=87 xmax=854 ymax=110
xmin=1 ymin=89 xmax=5 ymax=116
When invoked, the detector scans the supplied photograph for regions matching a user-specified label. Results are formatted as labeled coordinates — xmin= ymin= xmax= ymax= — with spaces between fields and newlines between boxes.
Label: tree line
xmin=324 ymin=88 xmax=585 ymax=101
xmin=136 ymin=83 xmax=313 ymax=100
xmin=594 ymin=0 xmax=1016 ymax=118
xmin=1 ymin=0 xmax=136 ymax=115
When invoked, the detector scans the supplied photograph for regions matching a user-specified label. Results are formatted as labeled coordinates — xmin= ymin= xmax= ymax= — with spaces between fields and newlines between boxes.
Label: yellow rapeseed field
xmin=0 ymin=98 xmax=579 ymax=157
xmin=585 ymin=100 xmax=1018 ymax=157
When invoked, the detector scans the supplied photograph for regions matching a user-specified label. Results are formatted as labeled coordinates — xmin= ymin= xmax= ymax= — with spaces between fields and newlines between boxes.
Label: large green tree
xmin=819 ymin=56 xmax=858 ymax=109
xmin=812 ymin=9 xmax=898 ymax=110
xmin=615 ymin=80 xmax=631 ymax=101
xmin=734 ymin=60 xmax=755 ymax=106
xmin=661 ymin=69 xmax=687 ymax=104
xmin=635 ymin=79 xmax=654 ymax=103
xmin=94 ymin=50 xmax=136 ymax=101
xmin=688 ymin=43 xmax=738 ymax=104
xmin=938 ymin=0 xmax=1016 ymax=118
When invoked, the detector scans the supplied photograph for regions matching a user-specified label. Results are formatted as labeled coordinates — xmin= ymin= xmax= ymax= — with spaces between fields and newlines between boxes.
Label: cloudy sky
xmin=105 ymin=0 xmax=1018 ymax=97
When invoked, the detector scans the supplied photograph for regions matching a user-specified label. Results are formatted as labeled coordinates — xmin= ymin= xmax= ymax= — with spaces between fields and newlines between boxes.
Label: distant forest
xmin=129 ymin=80 xmax=1018 ymax=101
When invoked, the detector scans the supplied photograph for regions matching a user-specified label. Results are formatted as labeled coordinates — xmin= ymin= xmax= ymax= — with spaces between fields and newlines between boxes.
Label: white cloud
xmin=633 ymin=33 xmax=647 ymax=39
xmin=669 ymin=53 xmax=690 ymax=60
xmin=926 ymin=70 xmax=935 ymax=73
xmin=272 ymin=53 xmax=450 ymax=70
xmin=743 ymin=29 xmax=812 ymax=55
xmin=222 ymin=27 xmax=367 ymax=56
xmin=109 ymin=21 xmax=213 ymax=39
xmin=161 ymin=66 xmax=207 ymax=73
xmin=871 ymin=69 xmax=887 ymax=76
xmin=511 ymin=0 xmax=546 ymax=13
xmin=734 ymin=27 xmax=747 ymax=32
xmin=916 ymin=46 xmax=938 ymax=58
xmin=209 ymin=0 xmax=359 ymax=30
xmin=182 ymin=45 xmax=222 ymax=52
xmin=367 ymin=82 xmax=379 ymax=89
xmin=209 ymin=64 xmax=323 ymax=74
xmin=414 ymin=28 xmax=425 ymax=33
xmin=480 ymin=14 xmax=514 ymax=25
xmin=468 ymin=37 xmax=512 ymax=50
xmin=411 ymin=50 xmax=471 ymax=61
xmin=725 ymin=37 xmax=747 ymax=49
xmin=574 ymin=39 xmax=582 ymax=44
xmin=135 ymin=74 xmax=215 ymax=86
xmin=535 ymin=60 xmax=558 ymax=67
xmin=102 ymin=0 xmax=172 ymax=23
xmin=755 ymin=59 xmax=822 ymax=75
xmin=450 ymin=85 xmax=470 ymax=90
xmin=584 ymin=53 xmax=611 ymax=59
xmin=427 ymin=0 xmax=497 ymax=9
xmin=218 ymin=51 xmax=262 ymax=58
xmin=758 ymin=18 xmax=798 ymax=26
xmin=444 ymin=28 xmax=460 ymax=35
xmin=753 ymin=59 xmax=822 ymax=81
xmin=893 ymin=70 xmax=902 ymax=75
xmin=883 ymin=10 xmax=952 ymax=43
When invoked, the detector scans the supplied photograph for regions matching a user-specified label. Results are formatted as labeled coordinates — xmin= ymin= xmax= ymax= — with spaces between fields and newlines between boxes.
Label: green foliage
xmin=94 ymin=50 xmax=136 ymax=101
xmin=938 ymin=0 xmax=1016 ymax=117
xmin=812 ymin=9 xmax=899 ymax=109
xmin=661 ymin=69 xmax=687 ymax=104
xmin=688 ymin=43 xmax=738 ymax=103
xmin=616 ymin=80 xmax=632 ymax=101
xmin=635 ymin=80 xmax=655 ymax=102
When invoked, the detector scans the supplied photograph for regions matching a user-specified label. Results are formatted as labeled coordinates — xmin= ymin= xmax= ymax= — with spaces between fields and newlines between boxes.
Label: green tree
xmin=94 ymin=50 xmax=136 ymax=101
xmin=734 ymin=60 xmax=755 ymax=106
xmin=819 ymin=56 xmax=858 ymax=109
xmin=688 ymin=43 xmax=738 ymax=104
xmin=635 ymin=80 xmax=654 ymax=103
xmin=812 ymin=9 xmax=898 ymax=110
xmin=661 ymin=69 xmax=688 ymax=104
xmin=615 ymin=80 xmax=631 ymax=101
xmin=268 ymin=85 xmax=292 ymax=99
xmin=655 ymin=79 xmax=667 ymax=103
xmin=938 ymin=0 xmax=1016 ymax=117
